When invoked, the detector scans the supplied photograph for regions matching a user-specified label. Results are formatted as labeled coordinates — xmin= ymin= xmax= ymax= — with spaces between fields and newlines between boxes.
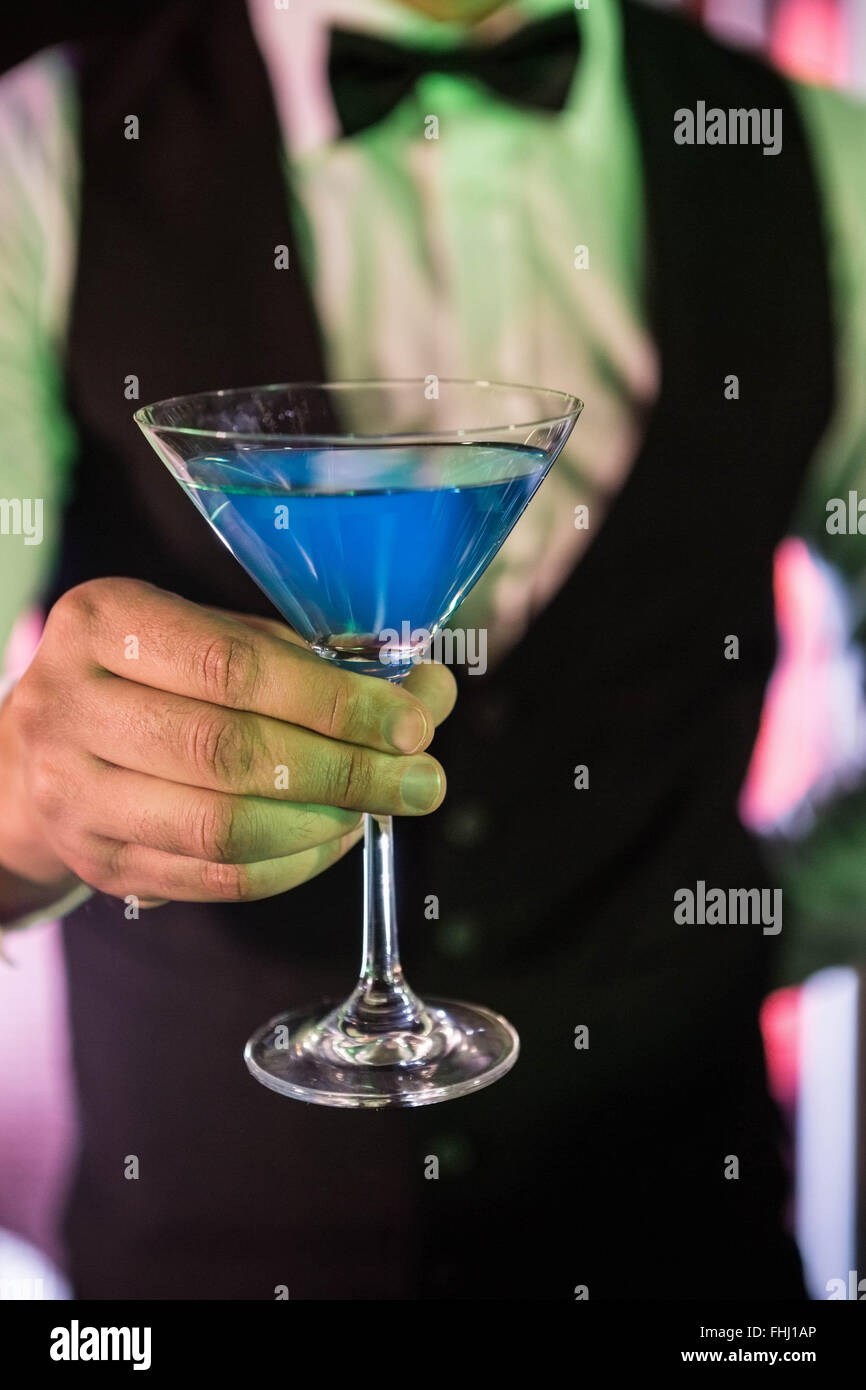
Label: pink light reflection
xmin=770 ymin=0 xmax=848 ymax=86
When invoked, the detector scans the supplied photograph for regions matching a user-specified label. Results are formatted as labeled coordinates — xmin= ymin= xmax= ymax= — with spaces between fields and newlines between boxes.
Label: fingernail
xmin=383 ymin=705 xmax=428 ymax=754
xmin=400 ymin=761 xmax=442 ymax=812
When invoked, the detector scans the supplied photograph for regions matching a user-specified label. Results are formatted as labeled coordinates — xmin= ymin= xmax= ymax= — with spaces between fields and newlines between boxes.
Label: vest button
xmin=435 ymin=914 xmax=481 ymax=957
xmin=441 ymin=802 xmax=490 ymax=849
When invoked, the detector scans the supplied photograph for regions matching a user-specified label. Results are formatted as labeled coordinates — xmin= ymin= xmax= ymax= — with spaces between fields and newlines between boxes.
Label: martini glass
xmin=135 ymin=380 xmax=581 ymax=1107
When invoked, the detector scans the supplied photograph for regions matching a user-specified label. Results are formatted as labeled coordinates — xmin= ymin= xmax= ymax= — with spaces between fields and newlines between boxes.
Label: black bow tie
xmin=328 ymin=11 xmax=581 ymax=139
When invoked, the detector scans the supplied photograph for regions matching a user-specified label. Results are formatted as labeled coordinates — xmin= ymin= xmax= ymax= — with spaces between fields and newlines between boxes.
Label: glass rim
xmin=133 ymin=377 xmax=584 ymax=445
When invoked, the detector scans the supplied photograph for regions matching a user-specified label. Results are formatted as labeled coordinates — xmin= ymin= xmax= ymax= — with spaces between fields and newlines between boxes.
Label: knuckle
xmin=320 ymin=674 xmax=354 ymax=739
xmin=49 ymin=579 xmax=110 ymax=633
xmin=288 ymin=804 xmax=326 ymax=846
xmin=199 ymin=857 xmax=251 ymax=901
xmin=332 ymin=746 xmax=373 ymax=807
xmin=187 ymin=710 xmax=254 ymax=786
xmin=67 ymin=840 xmax=117 ymax=895
xmin=9 ymin=673 xmax=51 ymax=744
xmin=28 ymin=754 xmax=67 ymax=820
xmin=197 ymin=634 xmax=259 ymax=708
xmin=192 ymin=796 xmax=244 ymax=863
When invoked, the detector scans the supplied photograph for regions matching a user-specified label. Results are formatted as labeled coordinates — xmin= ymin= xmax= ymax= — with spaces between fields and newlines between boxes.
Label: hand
xmin=0 ymin=578 xmax=455 ymax=911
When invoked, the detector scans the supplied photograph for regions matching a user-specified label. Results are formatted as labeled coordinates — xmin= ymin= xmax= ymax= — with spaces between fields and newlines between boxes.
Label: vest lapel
xmin=62 ymin=0 xmax=326 ymax=610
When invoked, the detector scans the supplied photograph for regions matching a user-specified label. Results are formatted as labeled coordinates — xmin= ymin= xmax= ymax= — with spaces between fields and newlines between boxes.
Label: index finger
xmin=213 ymin=607 xmax=458 ymax=728
xmin=56 ymin=578 xmax=438 ymax=756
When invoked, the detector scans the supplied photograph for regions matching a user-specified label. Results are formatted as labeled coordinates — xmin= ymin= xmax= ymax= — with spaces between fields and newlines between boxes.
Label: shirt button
xmin=441 ymin=802 xmax=490 ymax=849
xmin=435 ymin=915 xmax=482 ymax=958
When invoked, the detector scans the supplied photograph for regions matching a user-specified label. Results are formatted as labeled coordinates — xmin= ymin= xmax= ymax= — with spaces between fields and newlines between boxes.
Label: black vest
xmin=54 ymin=0 xmax=833 ymax=1299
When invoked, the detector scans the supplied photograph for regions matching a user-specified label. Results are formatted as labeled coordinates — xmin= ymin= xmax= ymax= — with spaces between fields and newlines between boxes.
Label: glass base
xmin=310 ymin=637 xmax=416 ymax=682
xmin=244 ymin=998 xmax=519 ymax=1109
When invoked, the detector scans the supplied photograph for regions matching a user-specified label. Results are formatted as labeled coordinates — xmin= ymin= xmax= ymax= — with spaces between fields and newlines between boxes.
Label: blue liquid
xmin=183 ymin=443 xmax=548 ymax=677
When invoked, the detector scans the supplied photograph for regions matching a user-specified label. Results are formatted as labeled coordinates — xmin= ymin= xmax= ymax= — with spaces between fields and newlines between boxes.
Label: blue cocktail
xmin=136 ymin=381 xmax=581 ymax=1107
xmin=183 ymin=443 xmax=546 ymax=678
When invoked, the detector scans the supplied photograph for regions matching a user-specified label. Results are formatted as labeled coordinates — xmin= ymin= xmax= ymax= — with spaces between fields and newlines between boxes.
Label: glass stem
xmin=339 ymin=813 xmax=425 ymax=1035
